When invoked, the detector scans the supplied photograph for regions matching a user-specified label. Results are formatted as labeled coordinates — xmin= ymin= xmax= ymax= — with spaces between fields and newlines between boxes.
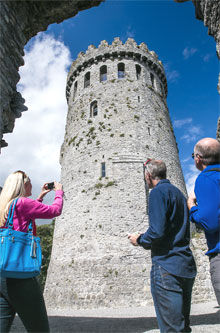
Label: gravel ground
xmin=11 ymin=301 xmax=219 ymax=332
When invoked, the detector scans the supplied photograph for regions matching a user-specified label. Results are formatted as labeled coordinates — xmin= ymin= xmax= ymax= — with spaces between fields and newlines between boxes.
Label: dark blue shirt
xmin=189 ymin=164 xmax=220 ymax=255
xmin=138 ymin=179 xmax=196 ymax=278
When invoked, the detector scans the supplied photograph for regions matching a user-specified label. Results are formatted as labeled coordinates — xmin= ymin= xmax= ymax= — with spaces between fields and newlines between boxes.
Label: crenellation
xmin=66 ymin=38 xmax=168 ymax=104
xmin=112 ymin=37 xmax=123 ymax=46
xmin=139 ymin=42 xmax=149 ymax=52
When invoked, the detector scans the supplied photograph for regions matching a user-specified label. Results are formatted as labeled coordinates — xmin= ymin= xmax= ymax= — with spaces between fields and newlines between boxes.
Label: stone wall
xmin=0 ymin=0 xmax=102 ymax=150
xmin=44 ymin=38 xmax=188 ymax=310
xmin=191 ymin=233 xmax=215 ymax=303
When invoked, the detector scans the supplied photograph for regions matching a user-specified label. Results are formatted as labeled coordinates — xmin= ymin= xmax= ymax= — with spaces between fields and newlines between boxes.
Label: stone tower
xmin=44 ymin=37 xmax=187 ymax=310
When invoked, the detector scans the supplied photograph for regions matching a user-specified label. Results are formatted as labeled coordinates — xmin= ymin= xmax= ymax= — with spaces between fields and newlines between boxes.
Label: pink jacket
xmin=6 ymin=190 xmax=63 ymax=236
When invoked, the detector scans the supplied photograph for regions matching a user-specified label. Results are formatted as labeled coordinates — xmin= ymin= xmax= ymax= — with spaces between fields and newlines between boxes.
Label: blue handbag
xmin=0 ymin=198 xmax=42 ymax=279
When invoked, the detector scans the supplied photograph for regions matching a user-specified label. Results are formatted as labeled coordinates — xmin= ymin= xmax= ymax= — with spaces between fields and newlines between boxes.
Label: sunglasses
xmin=143 ymin=158 xmax=152 ymax=168
xmin=192 ymin=153 xmax=203 ymax=159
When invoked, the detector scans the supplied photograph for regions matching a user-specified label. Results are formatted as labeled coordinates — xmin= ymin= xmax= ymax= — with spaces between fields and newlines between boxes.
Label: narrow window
xmin=148 ymin=127 xmax=151 ymax=135
xmin=136 ymin=64 xmax=141 ymax=80
xmin=150 ymin=73 xmax=155 ymax=88
xmin=101 ymin=162 xmax=106 ymax=178
xmin=138 ymin=96 xmax=140 ymax=103
xmin=84 ymin=72 xmax=90 ymax=88
xmin=90 ymin=101 xmax=98 ymax=117
xmin=73 ymin=81 xmax=77 ymax=100
xmin=100 ymin=65 xmax=107 ymax=82
xmin=118 ymin=63 xmax=125 ymax=79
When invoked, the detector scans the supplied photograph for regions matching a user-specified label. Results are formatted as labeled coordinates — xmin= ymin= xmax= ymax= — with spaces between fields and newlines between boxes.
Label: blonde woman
xmin=0 ymin=170 xmax=63 ymax=332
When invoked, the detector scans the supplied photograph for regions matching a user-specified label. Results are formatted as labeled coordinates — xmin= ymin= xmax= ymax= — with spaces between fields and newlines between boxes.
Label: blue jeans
xmin=0 ymin=277 xmax=49 ymax=332
xmin=151 ymin=263 xmax=195 ymax=333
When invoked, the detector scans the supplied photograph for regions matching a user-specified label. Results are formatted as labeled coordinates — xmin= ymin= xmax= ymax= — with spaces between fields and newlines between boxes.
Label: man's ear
xmin=146 ymin=172 xmax=151 ymax=183
xmin=195 ymin=155 xmax=204 ymax=171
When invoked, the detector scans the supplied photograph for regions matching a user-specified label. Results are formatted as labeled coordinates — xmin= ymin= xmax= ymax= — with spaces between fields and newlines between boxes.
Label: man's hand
xmin=187 ymin=192 xmax=197 ymax=210
xmin=128 ymin=232 xmax=141 ymax=246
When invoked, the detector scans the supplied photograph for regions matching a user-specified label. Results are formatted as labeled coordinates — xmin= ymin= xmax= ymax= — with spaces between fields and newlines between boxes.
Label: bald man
xmin=188 ymin=137 xmax=220 ymax=306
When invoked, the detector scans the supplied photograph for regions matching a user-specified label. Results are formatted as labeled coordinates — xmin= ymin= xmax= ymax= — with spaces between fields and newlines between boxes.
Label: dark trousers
xmin=151 ymin=263 xmax=195 ymax=333
xmin=209 ymin=253 xmax=220 ymax=306
xmin=0 ymin=277 xmax=49 ymax=332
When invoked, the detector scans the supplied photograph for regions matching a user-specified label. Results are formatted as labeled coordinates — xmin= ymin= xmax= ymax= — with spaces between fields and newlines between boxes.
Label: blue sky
xmin=49 ymin=0 xmax=219 ymax=141
xmin=1 ymin=0 xmax=219 ymax=222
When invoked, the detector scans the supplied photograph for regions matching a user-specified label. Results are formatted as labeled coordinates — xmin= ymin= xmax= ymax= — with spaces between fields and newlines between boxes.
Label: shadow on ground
xmin=11 ymin=311 xmax=220 ymax=332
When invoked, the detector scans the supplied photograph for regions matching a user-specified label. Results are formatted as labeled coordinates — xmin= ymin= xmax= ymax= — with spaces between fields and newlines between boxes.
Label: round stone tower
xmin=44 ymin=37 xmax=187 ymax=310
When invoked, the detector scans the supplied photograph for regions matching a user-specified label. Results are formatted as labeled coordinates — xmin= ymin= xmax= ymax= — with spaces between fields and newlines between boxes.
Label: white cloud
xmin=180 ymin=125 xmax=202 ymax=143
xmin=164 ymin=63 xmax=180 ymax=83
xmin=188 ymin=126 xmax=201 ymax=135
xmin=122 ymin=25 xmax=135 ymax=41
xmin=184 ymin=163 xmax=200 ymax=195
xmin=0 ymin=33 xmax=71 ymax=217
xmin=173 ymin=117 xmax=202 ymax=144
xmin=181 ymin=157 xmax=191 ymax=163
xmin=182 ymin=47 xmax=198 ymax=60
xmin=173 ymin=118 xmax=192 ymax=128
xmin=180 ymin=134 xmax=196 ymax=143
xmin=126 ymin=26 xmax=135 ymax=38
xmin=203 ymin=53 xmax=213 ymax=62
xmin=176 ymin=118 xmax=202 ymax=143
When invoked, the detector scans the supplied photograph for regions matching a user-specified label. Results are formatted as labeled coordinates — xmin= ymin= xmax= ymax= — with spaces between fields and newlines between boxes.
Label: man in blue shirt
xmin=129 ymin=159 xmax=196 ymax=333
xmin=187 ymin=137 xmax=220 ymax=306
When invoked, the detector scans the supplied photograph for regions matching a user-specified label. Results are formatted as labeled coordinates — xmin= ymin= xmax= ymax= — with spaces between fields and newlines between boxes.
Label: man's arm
xmin=188 ymin=175 xmax=219 ymax=233
xmin=137 ymin=188 xmax=168 ymax=249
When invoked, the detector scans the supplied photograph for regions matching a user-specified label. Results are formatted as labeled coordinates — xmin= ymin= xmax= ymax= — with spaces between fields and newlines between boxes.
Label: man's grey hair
xmin=145 ymin=159 xmax=167 ymax=180
xmin=195 ymin=141 xmax=220 ymax=166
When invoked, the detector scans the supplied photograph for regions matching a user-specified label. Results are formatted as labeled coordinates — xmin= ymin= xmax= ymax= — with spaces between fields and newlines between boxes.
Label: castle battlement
xmin=66 ymin=37 xmax=167 ymax=100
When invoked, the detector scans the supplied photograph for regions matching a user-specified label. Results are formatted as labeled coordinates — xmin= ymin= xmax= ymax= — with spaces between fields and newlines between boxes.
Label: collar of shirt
xmin=155 ymin=179 xmax=170 ymax=187
xmin=202 ymin=164 xmax=220 ymax=173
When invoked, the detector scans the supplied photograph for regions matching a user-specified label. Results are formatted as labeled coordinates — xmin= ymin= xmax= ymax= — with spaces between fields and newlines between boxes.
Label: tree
xmin=37 ymin=220 xmax=55 ymax=290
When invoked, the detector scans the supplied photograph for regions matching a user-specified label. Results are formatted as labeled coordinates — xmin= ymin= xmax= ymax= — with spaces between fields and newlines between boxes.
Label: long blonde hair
xmin=0 ymin=171 xmax=30 ymax=227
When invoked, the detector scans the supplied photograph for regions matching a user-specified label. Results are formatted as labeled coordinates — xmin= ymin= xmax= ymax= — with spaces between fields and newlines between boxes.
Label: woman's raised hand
xmin=54 ymin=181 xmax=63 ymax=191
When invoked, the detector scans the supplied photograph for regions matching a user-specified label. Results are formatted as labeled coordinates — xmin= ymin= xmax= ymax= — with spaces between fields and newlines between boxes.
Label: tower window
xmin=90 ymin=101 xmax=98 ymax=117
xmin=118 ymin=63 xmax=125 ymax=79
xmin=136 ymin=64 xmax=141 ymax=80
xmin=101 ymin=162 xmax=106 ymax=178
xmin=100 ymin=65 xmax=107 ymax=82
xmin=73 ymin=81 xmax=77 ymax=100
xmin=138 ymin=96 xmax=140 ymax=103
xmin=84 ymin=72 xmax=90 ymax=88
xmin=150 ymin=73 xmax=155 ymax=88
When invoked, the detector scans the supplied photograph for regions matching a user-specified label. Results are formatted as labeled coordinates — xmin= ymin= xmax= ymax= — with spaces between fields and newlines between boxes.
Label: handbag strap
xmin=6 ymin=198 xmax=19 ymax=229
xmin=6 ymin=198 xmax=33 ymax=234
xmin=204 ymin=167 xmax=220 ymax=172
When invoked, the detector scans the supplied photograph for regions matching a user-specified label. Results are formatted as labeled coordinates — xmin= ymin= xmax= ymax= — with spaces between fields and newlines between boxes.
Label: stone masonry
xmin=0 ymin=0 xmax=102 ymax=150
xmin=44 ymin=38 xmax=190 ymax=310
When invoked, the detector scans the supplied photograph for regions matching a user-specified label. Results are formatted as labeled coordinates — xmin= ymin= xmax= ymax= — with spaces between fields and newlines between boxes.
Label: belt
xmin=209 ymin=253 xmax=219 ymax=260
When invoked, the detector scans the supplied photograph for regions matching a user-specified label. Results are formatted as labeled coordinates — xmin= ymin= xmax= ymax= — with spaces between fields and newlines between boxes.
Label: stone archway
xmin=0 ymin=0 xmax=102 ymax=150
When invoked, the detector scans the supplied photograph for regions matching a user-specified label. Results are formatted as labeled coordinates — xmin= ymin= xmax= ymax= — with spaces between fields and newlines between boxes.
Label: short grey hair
xmin=195 ymin=141 xmax=220 ymax=166
xmin=144 ymin=159 xmax=167 ymax=180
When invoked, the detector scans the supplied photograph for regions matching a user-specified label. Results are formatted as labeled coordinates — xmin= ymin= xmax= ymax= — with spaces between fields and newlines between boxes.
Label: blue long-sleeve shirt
xmin=138 ymin=179 xmax=196 ymax=278
xmin=189 ymin=164 xmax=220 ymax=255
